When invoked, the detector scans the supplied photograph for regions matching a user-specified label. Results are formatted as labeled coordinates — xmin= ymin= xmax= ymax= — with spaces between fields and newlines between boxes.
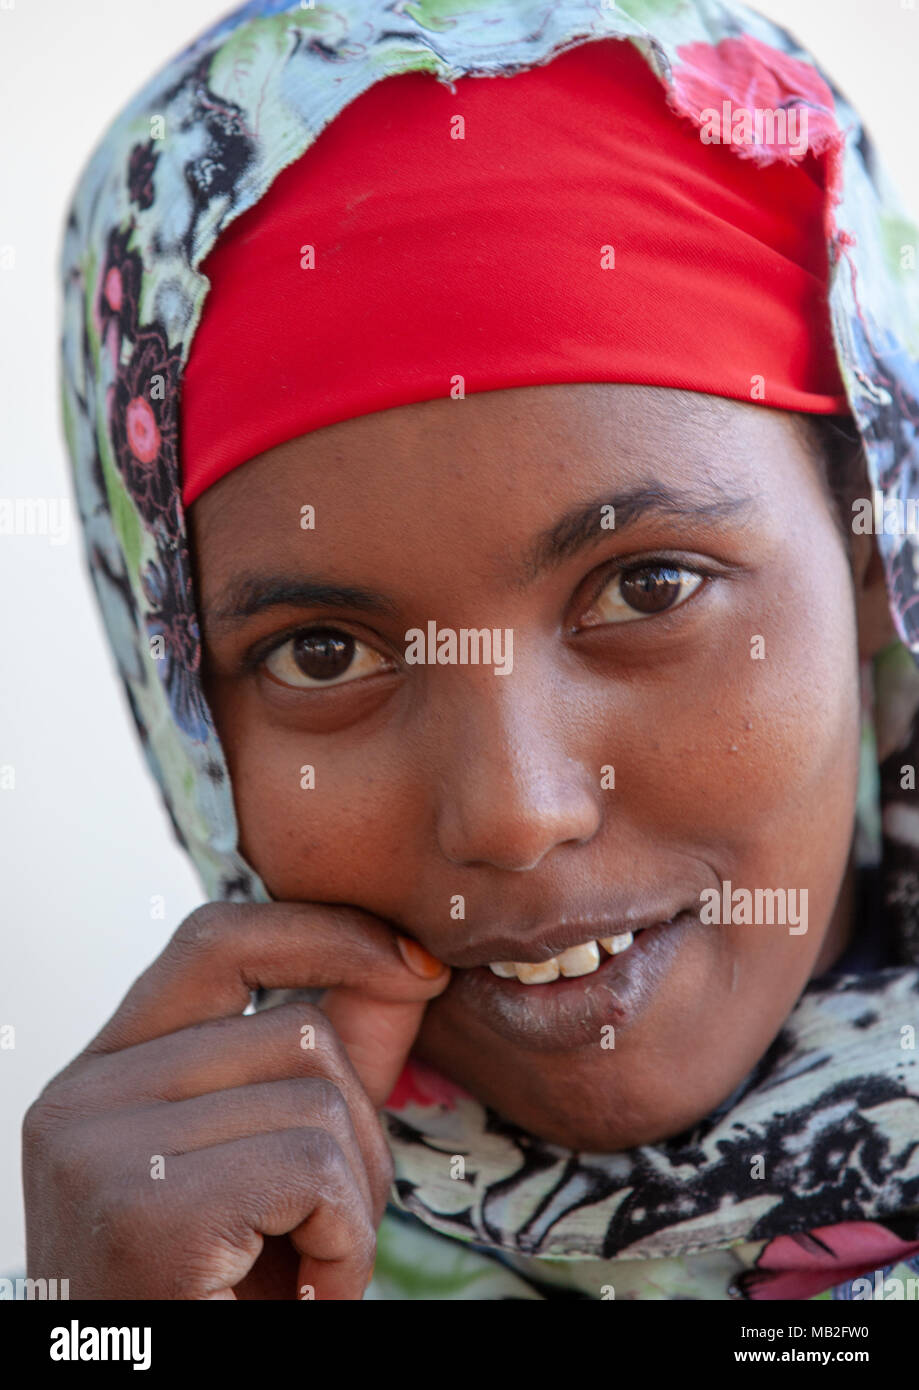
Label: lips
xmin=430 ymin=910 xmax=698 ymax=1052
xmin=419 ymin=904 xmax=691 ymax=972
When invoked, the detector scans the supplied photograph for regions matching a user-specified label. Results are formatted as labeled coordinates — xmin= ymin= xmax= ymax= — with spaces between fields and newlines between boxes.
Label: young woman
xmin=27 ymin=0 xmax=919 ymax=1300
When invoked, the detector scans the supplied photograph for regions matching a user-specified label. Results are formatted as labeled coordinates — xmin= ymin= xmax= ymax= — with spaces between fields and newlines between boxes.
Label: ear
xmin=851 ymin=530 xmax=899 ymax=660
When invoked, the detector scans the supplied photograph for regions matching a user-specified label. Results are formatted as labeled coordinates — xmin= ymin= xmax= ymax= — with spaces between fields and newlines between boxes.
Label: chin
xmin=414 ymin=1032 xmax=726 ymax=1151
xmin=486 ymin=1096 xmax=714 ymax=1152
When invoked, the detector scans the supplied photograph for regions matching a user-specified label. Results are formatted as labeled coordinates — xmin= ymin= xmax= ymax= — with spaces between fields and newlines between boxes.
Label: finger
xmin=57 ymin=1004 xmax=394 ymax=1217
xmin=169 ymin=1128 xmax=377 ymax=1301
xmin=82 ymin=902 xmax=448 ymax=1056
xmin=319 ymin=991 xmax=429 ymax=1108
xmin=68 ymin=1076 xmax=383 ymax=1225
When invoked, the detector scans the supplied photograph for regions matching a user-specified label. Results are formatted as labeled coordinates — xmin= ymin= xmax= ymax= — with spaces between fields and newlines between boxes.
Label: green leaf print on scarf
xmin=97 ymin=399 xmax=143 ymax=579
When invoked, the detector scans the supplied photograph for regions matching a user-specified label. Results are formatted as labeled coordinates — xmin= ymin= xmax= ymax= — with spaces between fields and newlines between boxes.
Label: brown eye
xmin=620 ymin=566 xmax=685 ymax=614
xmin=292 ymin=629 xmax=354 ymax=680
xmin=264 ymin=627 xmax=393 ymax=689
xmin=581 ymin=564 xmax=704 ymax=627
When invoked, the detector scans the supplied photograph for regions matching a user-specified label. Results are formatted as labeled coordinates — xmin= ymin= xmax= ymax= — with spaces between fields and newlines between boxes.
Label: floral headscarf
xmin=61 ymin=0 xmax=919 ymax=1300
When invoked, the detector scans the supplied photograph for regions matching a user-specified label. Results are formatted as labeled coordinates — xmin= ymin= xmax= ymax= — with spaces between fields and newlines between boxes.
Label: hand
xmin=21 ymin=902 xmax=449 ymax=1300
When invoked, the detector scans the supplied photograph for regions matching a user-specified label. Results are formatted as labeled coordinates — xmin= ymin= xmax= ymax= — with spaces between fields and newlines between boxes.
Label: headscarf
xmin=60 ymin=0 xmax=919 ymax=1300
xmin=178 ymin=33 xmax=848 ymax=504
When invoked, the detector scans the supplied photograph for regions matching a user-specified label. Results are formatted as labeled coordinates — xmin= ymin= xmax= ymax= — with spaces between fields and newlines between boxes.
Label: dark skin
xmin=22 ymin=384 xmax=896 ymax=1298
xmin=192 ymin=382 xmax=894 ymax=1147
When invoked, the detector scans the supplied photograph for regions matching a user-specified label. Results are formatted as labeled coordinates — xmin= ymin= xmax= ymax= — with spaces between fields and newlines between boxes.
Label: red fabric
xmin=180 ymin=36 xmax=848 ymax=506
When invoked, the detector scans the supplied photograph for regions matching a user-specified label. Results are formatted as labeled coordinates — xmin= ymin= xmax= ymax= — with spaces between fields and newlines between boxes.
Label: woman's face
xmin=190 ymin=382 xmax=891 ymax=1150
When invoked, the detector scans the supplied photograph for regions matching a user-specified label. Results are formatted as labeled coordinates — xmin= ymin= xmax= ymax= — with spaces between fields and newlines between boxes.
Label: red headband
xmin=180 ymin=36 xmax=848 ymax=507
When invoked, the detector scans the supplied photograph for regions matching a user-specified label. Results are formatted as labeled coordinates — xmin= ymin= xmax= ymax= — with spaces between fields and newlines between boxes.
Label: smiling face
xmin=189 ymin=382 xmax=893 ymax=1150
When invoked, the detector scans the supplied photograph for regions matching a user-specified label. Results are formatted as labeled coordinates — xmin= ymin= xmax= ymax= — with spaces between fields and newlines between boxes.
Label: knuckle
xmin=43 ymin=1119 xmax=106 ymax=1201
xmin=244 ymin=1128 xmax=358 ymax=1225
xmin=279 ymin=1125 xmax=360 ymax=1203
xmin=271 ymin=1001 xmax=346 ymax=1065
xmin=302 ymin=1006 xmax=346 ymax=1060
xmin=21 ymin=1090 xmax=71 ymax=1157
xmin=167 ymin=1223 xmax=261 ymax=1300
xmin=87 ymin=1177 xmax=151 ymax=1261
xmin=172 ymin=902 xmax=239 ymax=958
xmin=21 ymin=1100 xmax=51 ymax=1155
xmin=308 ymin=1076 xmax=351 ymax=1127
xmin=293 ymin=1124 xmax=347 ymax=1176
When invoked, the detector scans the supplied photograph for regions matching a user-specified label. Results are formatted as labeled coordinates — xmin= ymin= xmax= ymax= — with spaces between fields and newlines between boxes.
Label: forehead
xmin=188 ymin=382 xmax=817 ymax=592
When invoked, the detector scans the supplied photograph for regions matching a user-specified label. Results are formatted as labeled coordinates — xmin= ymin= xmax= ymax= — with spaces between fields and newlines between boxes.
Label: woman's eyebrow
xmin=207 ymin=575 xmax=400 ymax=630
xmin=206 ymin=485 xmax=757 ymax=628
xmin=516 ymin=481 xmax=758 ymax=583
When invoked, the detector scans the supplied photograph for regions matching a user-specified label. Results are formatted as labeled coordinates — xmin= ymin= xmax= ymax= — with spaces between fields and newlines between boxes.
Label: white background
xmin=1 ymin=0 xmax=918 ymax=1276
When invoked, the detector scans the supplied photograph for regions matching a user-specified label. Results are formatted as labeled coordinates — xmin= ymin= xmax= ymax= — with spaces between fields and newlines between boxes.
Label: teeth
xmin=599 ymin=932 xmax=634 ymax=955
xmin=488 ymin=933 xmax=635 ymax=984
xmin=488 ymin=961 xmax=518 ymax=978
xmin=557 ymin=941 xmax=601 ymax=977
xmin=514 ymin=958 xmax=560 ymax=984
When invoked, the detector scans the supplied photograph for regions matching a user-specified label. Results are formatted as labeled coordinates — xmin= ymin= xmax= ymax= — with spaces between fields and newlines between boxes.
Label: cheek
xmin=604 ymin=543 xmax=861 ymax=1014
xmin=223 ymin=708 xmax=424 ymax=901
xmin=619 ymin=548 xmax=858 ymax=850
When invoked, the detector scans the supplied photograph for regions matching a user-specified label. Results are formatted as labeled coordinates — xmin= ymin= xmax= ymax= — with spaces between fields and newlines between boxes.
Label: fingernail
xmin=396 ymin=934 xmax=446 ymax=978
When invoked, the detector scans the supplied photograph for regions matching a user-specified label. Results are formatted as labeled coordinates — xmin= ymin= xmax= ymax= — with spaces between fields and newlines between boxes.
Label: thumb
xmin=319 ymin=937 xmax=449 ymax=1107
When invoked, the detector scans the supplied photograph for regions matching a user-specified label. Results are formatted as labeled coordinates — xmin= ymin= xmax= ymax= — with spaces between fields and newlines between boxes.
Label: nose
xmin=433 ymin=668 xmax=602 ymax=871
